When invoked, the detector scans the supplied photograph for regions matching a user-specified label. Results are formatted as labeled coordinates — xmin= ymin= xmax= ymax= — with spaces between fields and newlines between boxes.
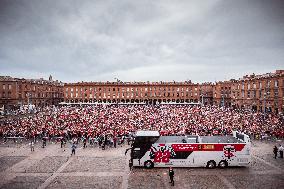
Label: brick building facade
xmin=64 ymin=81 xmax=201 ymax=104
xmin=213 ymin=81 xmax=232 ymax=107
xmin=230 ymin=70 xmax=284 ymax=114
xmin=1 ymin=70 xmax=283 ymax=114
xmin=63 ymin=70 xmax=284 ymax=114
xmin=0 ymin=76 xmax=64 ymax=109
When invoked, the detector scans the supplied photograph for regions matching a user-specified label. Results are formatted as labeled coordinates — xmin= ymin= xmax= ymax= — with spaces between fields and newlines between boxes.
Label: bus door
xmin=132 ymin=148 xmax=143 ymax=166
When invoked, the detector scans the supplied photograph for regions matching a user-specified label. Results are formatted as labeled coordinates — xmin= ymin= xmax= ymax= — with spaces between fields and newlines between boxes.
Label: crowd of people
xmin=0 ymin=104 xmax=283 ymax=145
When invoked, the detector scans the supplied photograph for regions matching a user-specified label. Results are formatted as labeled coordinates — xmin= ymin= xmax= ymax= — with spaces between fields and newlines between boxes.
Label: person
xmin=60 ymin=138 xmax=64 ymax=148
xmin=29 ymin=141 xmax=34 ymax=152
xmin=169 ymin=167 xmax=175 ymax=186
xmin=102 ymin=136 xmax=106 ymax=150
xmin=279 ymin=144 xmax=284 ymax=158
xmin=83 ymin=138 xmax=87 ymax=148
xmin=129 ymin=159 xmax=133 ymax=171
xmin=42 ymin=137 xmax=46 ymax=148
xmin=113 ymin=136 xmax=117 ymax=148
xmin=273 ymin=145 xmax=278 ymax=159
xmin=71 ymin=143 xmax=76 ymax=156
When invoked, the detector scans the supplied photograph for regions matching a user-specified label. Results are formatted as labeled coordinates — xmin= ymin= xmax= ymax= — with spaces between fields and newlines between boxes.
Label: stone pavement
xmin=0 ymin=139 xmax=283 ymax=189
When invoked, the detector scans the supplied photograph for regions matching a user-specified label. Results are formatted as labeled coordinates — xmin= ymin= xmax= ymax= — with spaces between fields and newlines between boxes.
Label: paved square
xmin=26 ymin=156 xmax=69 ymax=173
xmin=0 ymin=140 xmax=283 ymax=189
xmin=1 ymin=176 xmax=49 ymax=189
xmin=47 ymin=176 xmax=122 ymax=189
xmin=63 ymin=157 xmax=125 ymax=172
xmin=0 ymin=156 xmax=27 ymax=172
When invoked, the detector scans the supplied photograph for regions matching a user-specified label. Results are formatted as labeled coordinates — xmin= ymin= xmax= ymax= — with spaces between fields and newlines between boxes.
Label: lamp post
xmin=26 ymin=92 xmax=31 ymax=105
xmin=263 ymin=91 xmax=266 ymax=117
xmin=200 ymin=94 xmax=204 ymax=106
xmin=222 ymin=94 xmax=225 ymax=107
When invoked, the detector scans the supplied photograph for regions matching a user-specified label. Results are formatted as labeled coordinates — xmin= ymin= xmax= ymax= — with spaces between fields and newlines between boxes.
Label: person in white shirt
xmin=29 ymin=141 xmax=34 ymax=152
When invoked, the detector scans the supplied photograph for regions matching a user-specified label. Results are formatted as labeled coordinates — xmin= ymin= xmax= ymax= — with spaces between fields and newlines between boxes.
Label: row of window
xmin=232 ymin=89 xmax=280 ymax=98
xmin=25 ymin=92 xmax=62 ymax=98
xmin=65 ymin=91 xmax=199 ymax=98
xmin=1 ymin=84 xmax=62 ymax=92
xmin=65 ymin=86 xmax=199 ymax=93
xmin=1 ymin=91 xmax=12 ymax=98
xmin=1 ymin=84 xmax=12 ymax=90
xmin=233 ymin=80 xmax=282 ymax=90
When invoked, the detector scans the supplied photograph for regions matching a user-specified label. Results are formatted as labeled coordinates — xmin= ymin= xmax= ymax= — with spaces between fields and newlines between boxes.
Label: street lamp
xmin=263 ymin=91 xmax=266 ymax=116
xmin=26 ymin=92 xmax=31 ymax=105
xmin=200 ymin=94 xmax=204 ymax=106
xmin=222 ymin=94 xmax=225 ymax=107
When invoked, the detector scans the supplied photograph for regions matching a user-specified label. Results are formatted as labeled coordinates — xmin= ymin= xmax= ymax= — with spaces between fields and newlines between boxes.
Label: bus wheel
xmin=206 ymin=160 xmax=216 ymax=169
xmin=144 ymin=160 xmax=154 ymax=169
xmin=218 ymin=160 xmax=228 ymax=168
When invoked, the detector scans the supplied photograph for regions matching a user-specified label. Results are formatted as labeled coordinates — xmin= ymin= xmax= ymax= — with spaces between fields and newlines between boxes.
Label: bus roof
xmin=136 ymin=131 xmax=160 ymax=137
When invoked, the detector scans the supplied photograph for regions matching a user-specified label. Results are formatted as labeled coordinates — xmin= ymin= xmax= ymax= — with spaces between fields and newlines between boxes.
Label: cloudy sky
xmin=0 ymin=0 xmax=283 ymax=83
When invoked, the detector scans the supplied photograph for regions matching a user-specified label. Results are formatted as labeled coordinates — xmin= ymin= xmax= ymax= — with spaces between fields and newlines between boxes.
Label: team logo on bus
xmin=223 ymin=145 xmax=236 ymax=159
xmin=150 ymin=144 xmax=176 ymax=163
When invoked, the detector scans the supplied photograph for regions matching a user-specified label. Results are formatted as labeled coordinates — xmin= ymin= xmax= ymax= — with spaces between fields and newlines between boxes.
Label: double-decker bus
xmin=129 ymin=130 xmax=251 ymax=169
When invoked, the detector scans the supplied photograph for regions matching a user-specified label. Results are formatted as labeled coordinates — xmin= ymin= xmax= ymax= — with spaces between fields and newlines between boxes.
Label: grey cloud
xmin=0 ymin=0 xmax=283 ymax=83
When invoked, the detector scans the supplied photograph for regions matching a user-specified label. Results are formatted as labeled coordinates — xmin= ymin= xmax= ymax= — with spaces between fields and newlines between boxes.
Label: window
xmin=8 ymin=84 xmax=12 ymax=90
xmin=266 ymin=90 xmax=270 ymax=97
xmin=259 ymin=82 xmax=262 ymax=89
xmin=275 ymin=80 xmax=278 ymax=87
xmin=253 ymin=91 xmax=256 ymax=98
xmin=247 ymin=83 xmax=250 ymax=90
xmin=274 ymin=89 xmax=279 ymax=96
xmin=266 ymin=81 xmax=270 ymax=88
xmin=3 ymin=84 xmax=5 ymax=90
